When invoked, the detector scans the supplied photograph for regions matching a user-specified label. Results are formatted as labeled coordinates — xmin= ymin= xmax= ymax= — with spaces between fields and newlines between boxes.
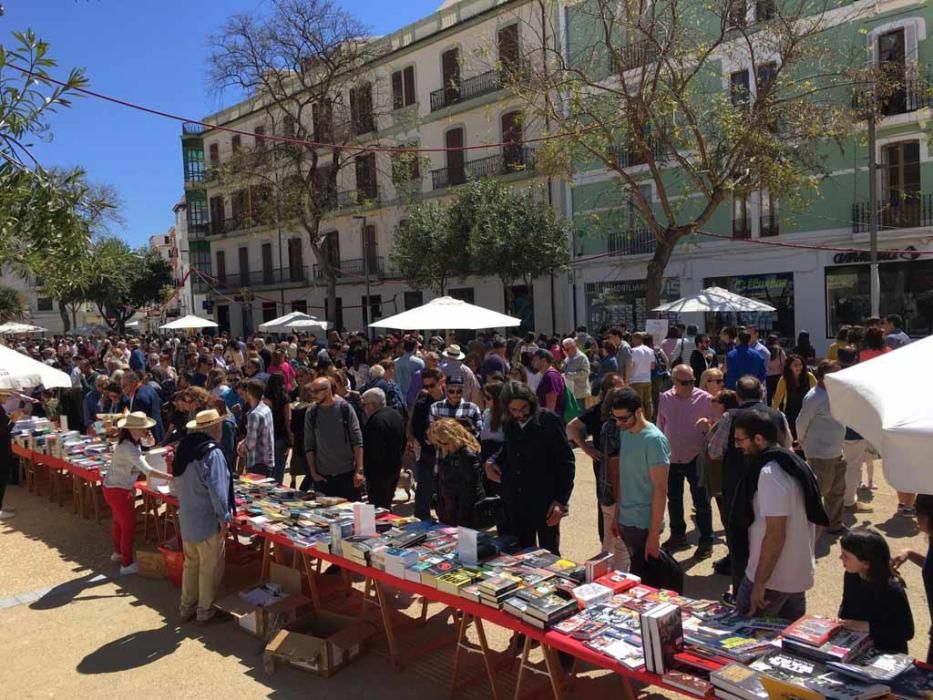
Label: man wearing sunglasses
xmin=689 ymin=334 xmax=719 ymax=380
xmin=609 ymin=388 xmax=671 ymax=577
xmin=428 ymin=376 xmax=482 ymax=437
xmin=657 ymin=366 xmax=717 ymax=559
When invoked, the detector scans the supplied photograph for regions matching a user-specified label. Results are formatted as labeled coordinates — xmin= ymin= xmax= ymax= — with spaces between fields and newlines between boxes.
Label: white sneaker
xmin=119 ymin=562 xmax=139 ymax=575
xmin=111 ymin=552 xmax=123 ymax=563
xmin=0 ymin=510 xmax=16 ymax=521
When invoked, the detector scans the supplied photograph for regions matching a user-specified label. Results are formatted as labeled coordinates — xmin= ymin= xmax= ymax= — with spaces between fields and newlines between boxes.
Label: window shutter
xmin=403 ymin=66 xmax=416 ymax=106
xmin=392 ymin=71 xmax=404 ymax=109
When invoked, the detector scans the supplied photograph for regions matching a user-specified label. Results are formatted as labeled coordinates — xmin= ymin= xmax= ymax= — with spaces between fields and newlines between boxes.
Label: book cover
xmin=570 ymin=619 xmax=607 ymax=641
xmin=783 ymin=615 xmax=842 ymax=647
xmin=652 ymin=602 xmax=685 ymax=674
xmin=711 ymin=663 xmax=768 ymax=700
xmin=663 ymin=670 xmax=713 ymax=697
xmin=828 ymin=652 xmax=914 ymax=683
xmin=803 ymin=673 xmax=890 ymax=700
xmin=584 ymin=552 xmax=614 ymax=583
xmin=571 ymin=582 xmax=613 ymax=609
xmin=595 ymin=570 xmax=641 ymax=594
xmin=552 ymin=614 xmax=586 ymax=635
xmin=782 ymin=628 xmax=870 ymax=662
xmin=436 ymin=570 xmax=474 ymax=595
xmin=523 ymin=593 xmax=577 ymax=622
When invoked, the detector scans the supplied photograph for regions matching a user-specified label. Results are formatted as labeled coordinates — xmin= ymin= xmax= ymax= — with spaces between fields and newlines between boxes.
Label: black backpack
xmin=307 ymin=400 xmax=354 ymax=446
xmin=642 ymin=548 xmax=685 ymax=593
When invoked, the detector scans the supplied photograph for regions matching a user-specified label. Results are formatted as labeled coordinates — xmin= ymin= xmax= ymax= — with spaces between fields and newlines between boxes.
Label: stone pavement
xmin=0 ymin=452 xmax=928 ymax=698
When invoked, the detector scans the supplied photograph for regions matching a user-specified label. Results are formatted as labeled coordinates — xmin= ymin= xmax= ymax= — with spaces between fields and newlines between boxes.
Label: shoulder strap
xmin=340 ymin=400 xmax=352 ymax=444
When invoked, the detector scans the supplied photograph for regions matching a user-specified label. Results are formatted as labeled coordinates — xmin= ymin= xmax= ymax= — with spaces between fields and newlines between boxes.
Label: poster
xmin=645 ymin=318 xmax=669 ymax=339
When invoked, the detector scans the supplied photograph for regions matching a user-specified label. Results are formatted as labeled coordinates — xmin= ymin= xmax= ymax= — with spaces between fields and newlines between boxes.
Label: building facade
xmin=566 ymin=0 xmax=933 ymax=354
xmin=180 ymin=0 xmax=570 ymax=338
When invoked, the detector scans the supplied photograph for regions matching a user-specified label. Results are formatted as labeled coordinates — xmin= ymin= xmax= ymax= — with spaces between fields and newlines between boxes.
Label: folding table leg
xmin=513 ymin=635 xmax=533 ymax=700
xmin=300 ymin=552 xmax=322 ymax=608
xmin=540 ymin=644 xmax=567 ymax=700
xmin=371 ymin=578 xmax=400 ymax=669
xmin=260 ymin=538 xmax=272 ymax=581
xmin=450 ymin=610 xmax=469 ymax=695
xmin=619 ymin=675 xmax=636 ymax=700
xmin=92 ymin=482 xmax=102 ymax=524
xmin=72 ymin=474 xmax=82 ymax=515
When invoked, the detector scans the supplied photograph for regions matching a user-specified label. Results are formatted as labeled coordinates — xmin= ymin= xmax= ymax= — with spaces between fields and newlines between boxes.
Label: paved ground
xmin=0 ymin=452 xmax=928 ymax=699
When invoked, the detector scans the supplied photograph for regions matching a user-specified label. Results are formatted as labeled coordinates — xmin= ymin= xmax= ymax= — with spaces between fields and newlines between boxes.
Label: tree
xmin=208 ymin=0 xmax=386 ymax=324
xmin=392 ymin=179 xmax=570 ymax=311
xmin=86 ymin=238 xmax=173 ymax=335
xmin=0 ymin=286 xmax=26 ymax=322
xmin=514 ymin=0 xmax=887 ymax=308
xmin=389 ymin=203 xmax=471 ymax=295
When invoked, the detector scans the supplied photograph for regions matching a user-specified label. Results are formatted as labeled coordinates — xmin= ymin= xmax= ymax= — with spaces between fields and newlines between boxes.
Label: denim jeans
xmin=667 ymin=458 xmax=713 ymax=543
xmin=736 ymin=576 xmax=807 ymax=620
xmin=414 ymin=451 xmax=436 ymax=521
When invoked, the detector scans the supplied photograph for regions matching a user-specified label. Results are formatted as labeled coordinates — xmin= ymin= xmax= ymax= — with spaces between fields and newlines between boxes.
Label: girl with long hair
xmin=430 ymin=418 xmax=486 ymax=527
xmin=263 ymin=373 xmax=292 ymax=484
xmin=771 ymin=354 xmax=816 ymax=440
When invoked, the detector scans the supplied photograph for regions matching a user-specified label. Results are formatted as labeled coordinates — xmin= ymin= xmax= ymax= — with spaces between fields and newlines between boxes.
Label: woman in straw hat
xmin=103 ymin=412 xmax=172 ymax=575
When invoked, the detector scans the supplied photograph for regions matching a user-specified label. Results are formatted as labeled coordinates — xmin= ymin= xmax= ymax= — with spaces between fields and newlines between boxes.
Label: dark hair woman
xmin=771 ymin=354 xmax=816 ymax=440
xmin=263 ymin=373 xmax=292 ymax=485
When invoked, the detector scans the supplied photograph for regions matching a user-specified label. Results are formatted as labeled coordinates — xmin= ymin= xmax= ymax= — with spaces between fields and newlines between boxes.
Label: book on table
xmin=827 ymin=651 xmax=915 ymax=683
xmin=780 ymin=627 xmax=871 ymax=663
xmin=710 ymin=662 xmax=769 ymax=700
xmin=663 ymin=670 xmax=713 ymax=697
xmin=801 ymin=672 xmax=890 ymax=700
xmin=782 ymin=615 xmax=843 ymax=647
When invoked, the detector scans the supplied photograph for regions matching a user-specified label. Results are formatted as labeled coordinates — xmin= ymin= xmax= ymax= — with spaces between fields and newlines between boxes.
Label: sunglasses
xmin=676 ymin=379 xmax=695 ymax=386
xmin=612 ymin=411 xmax=635 ymax=423
xmin=422 ymin=382 xmax=437 ymax=390
xmin=447 ymin=387 xmax=463 ymax=394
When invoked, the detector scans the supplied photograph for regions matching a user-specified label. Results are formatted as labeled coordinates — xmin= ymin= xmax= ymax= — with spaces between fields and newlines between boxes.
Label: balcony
xmin=431 ymin=146 xmax=537 ymax=191
xmin=430 ymin=69 xmax=502 ymax=112
xmin=215 ymin=266 xmax=310 ymax=289
xmin=852 ymin=193 xmax=933 ymax=234
xmin=221 ymin=217 xmax=268 ymax=235
xmin=853 ymin=67 xmax=933 ymax=117
xmin=188 ymin=223 xmax=210 ymax=240
xmin=614 ymin=40 xmax=660 ymax=73
xmin=337 ymin=186 xmax=380 ymax=209
xmin=182 ymin=122 xmax=207 ymax=136
xmin=608 ymin=227 xmax=657 ymax=256
xmin=313 ymin=256 xmax=388 ymax=282
xmin=614 ymin=138 xmax=666 ymax=169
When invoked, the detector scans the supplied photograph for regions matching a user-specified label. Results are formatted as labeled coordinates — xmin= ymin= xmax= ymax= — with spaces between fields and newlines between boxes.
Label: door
xmin=262 ymin=243 xmax=274 ymax=284
xmin=355 ymin=153 xmax=377 ymax=200
xmin=441 ymin=48 xmax=461 ymax=105
xmin=238 ymin=247 xmax=250 ymax=286
xmin=446 ymin=128 xmax=465 ymax=185
xmin=210 ymin=196 xmax=225 ymax=234
xmin=498 ymin=24 xmax=519 ymax=76
xmin=878 ymin=29 xmax=906 ymax=115
xmin=881 ymin=141 xmax=921 ymax=228
xmin=216 ymin=304 xmax=230 ymax=334
xmin=501 ymin=111 xmax=523 ymax=171
xmin=216 ymin=250 xmax=227 ymax=285
xmin=288 ymin=238 xmax=304 ymax=282
xmin=322 ymin=231 xmax=340 ymax=273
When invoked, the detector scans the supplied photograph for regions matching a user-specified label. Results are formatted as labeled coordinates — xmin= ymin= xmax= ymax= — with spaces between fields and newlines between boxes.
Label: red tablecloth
xmin=135 ymin=480 xmax=179 ymax=508
xmin=16 ymin=444 xmax=103 ymax=484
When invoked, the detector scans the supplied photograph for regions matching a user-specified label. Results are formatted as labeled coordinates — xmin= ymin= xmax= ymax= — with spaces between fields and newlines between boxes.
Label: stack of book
xmin=640 ymin=602 xmax=684 ymax=674
xmin=710 ymin=663 xmax=769 ymax=700
xmin=584 ymin=552 xmax=614 ymax=582
xmin=476 ymin=572 xmax=523 ymax=608
xmin=781 ymin=627 xmax=871 ymax=663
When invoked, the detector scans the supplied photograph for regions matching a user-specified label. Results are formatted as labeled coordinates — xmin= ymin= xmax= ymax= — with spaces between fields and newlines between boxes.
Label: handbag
xmin=472 ymin=496 xmax=505 ymax=530
xmin=641 ymin=547 xmax=684 ymax=593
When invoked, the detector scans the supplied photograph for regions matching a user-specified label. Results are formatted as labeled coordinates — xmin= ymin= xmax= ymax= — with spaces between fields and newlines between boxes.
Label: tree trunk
xmin=644 ymin=232 xmax=680 ymax=313
xmin=327 ymin=276 xmax=338 ymax=329
xmin=69 ymin=305 xmax=79 ymax=330
xmin=58 ymin=301 xmax=71 ymax=333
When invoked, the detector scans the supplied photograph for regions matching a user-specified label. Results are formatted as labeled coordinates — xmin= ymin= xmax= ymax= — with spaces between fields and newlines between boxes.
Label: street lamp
xmin=352 ymin=215 xmax=372 ymax=339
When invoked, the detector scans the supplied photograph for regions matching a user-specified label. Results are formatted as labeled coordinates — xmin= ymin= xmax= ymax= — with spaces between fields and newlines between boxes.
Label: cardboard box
xmin=215 ymin=563 xmax=314 ymax=640
xmin=135 ymin=549 xmax=167 ymax=580
xmin=264 ymin=611 xmax=376 ymax=677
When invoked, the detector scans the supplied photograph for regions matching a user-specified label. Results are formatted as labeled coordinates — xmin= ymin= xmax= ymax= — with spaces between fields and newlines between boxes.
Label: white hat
xmin=116 ymin=411 xmax=157 ymax=430
xmin=442 ymin=344 xmax=465 ymax=361
xmin=186 ymin=408 xmax=225 ymax=431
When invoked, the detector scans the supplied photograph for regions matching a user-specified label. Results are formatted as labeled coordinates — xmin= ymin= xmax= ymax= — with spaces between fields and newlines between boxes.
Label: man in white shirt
xmin=628 ymin=332 xmax=655 ymax=420
xmin=561 ymin=337 xmax=591 ymax=401
xmin=732 ymin=410 xmax=820 ymax=619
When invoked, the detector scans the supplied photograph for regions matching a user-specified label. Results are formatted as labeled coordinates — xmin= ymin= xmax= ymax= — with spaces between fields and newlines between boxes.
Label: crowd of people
xmin=0 ymin=313 xmax=929 ymax=652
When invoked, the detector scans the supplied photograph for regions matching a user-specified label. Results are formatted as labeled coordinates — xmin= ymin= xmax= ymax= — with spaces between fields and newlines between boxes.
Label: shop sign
xmin=832 ymin=246 xmax=921 ymax=265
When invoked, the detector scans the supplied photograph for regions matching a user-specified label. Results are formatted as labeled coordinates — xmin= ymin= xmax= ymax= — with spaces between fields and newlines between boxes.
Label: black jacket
xmin=362 ymin=406 xmax=405 ymax=480
xmin=495 ymin=409 xmax=575 ymax=526
xmin=437 ymin=448 xmax=485 ymax=527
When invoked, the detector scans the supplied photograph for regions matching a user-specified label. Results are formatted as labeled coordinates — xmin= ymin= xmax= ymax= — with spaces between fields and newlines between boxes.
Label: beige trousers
xmin=180 ymin=528 xmax=226 ymax=619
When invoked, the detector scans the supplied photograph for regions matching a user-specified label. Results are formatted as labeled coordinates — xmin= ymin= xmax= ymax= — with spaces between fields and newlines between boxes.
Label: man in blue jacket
xmin=120 ymin=371 xmax=165 ymax=442
xmin=725 ymin=330 xmax=767 ymax=390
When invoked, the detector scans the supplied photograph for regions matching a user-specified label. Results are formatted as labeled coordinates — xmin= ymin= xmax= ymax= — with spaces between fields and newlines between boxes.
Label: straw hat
xmin=186 ymin=408 xmax=225 ymax=431
xmin=441 ymin=344 xmax=465 ymax=361
xmin=116 ymin=411 xmax=157 ymax=430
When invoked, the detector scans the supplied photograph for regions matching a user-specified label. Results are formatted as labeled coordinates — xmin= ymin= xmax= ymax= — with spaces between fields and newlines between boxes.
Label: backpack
xmin=307 ymin=400 xmax=354 ymax=446
xmin=562 ymin=383 xmax=582 ymax=423
xmin=641 ymin=548 xmax=684 ymax=593
xmin=654 ymin=347 xmax=670 ymax=374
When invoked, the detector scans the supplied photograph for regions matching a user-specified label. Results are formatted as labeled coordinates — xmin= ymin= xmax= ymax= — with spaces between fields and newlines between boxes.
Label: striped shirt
xmin=245 ymin=401 xmax=275 ymax=470
xmin=429 ymin=398 xmax=482 ymax=436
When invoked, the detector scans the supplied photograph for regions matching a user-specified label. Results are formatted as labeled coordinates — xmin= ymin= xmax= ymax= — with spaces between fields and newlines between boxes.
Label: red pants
xmin=103 ymin=486 xmax=136 ymax=567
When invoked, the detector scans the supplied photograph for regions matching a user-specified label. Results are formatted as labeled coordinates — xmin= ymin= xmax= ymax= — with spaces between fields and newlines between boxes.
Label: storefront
xmin=585 ymin=278 xmax=681 ymax=331
xmin=825 ymin=247 xmax=933 ymax=338
xmin=703 ymin=272 xmax=796 ymax=341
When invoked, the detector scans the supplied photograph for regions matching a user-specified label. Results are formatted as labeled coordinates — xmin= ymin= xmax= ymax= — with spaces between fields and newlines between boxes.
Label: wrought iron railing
xmin=430 ymin=68 xmax=503 ymax=111
xmin=852 ymin=193 xmax=933 ymax=233
xmin=313 ymin=256 xmax=386 ymax=281
xmin=608 ymin=227 xmax=657 ymax=256
xmin=216 ymin=267 xmax=309 ymax=288
xmin=430 ymin=147 xmax=537 ymax=191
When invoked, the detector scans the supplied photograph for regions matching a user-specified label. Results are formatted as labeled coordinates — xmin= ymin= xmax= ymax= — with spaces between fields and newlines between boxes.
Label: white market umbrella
xmin=369 ymin=296 xmax=521 ymax=330
xmin=160 ymin=314 xmax=218 ymax=330
xmin=652 ymin=286 xmax=776 ymax=313
xmin=73 ymin=323 xmax=112 ymax=336
xmin=825 ymin=336 xmax=933 ymax=493
xmin=0 ymin=321 xmax=47 ymax=334
xmin=0 ymin=343 xmax=71 ymax=390
xmin=258 ymin=311 xmax=328 ymax=332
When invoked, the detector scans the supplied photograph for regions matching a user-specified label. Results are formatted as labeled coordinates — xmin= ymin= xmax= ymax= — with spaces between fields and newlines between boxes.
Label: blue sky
xmin=7 ymin=0 xmax=441 ymax=246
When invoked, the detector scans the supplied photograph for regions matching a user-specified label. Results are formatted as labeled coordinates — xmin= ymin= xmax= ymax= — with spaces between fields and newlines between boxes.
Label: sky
xmin=7 ymin=0 xmax=441 ymax=246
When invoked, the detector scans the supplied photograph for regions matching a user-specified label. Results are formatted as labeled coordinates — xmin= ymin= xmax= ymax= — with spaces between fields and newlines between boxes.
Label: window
xmin=881 ymin=141 xmax=922 ymax=228
xmin=288 ymin=238 xmax=304 ymax=281
xmin=756 ymin=62 xmax=777 ymax=97
xmin=878 ymin=29 xmax=907 ymax=115
xmin=312 ymin=100 xmax=334 ymax=142
xmin=251 ymin=184 xmax=272 ymax=224
xmin=392 ymin=145 xmax=421 ymax=184
xmin=627 ymin=184 xmax=652 ymax=230
xmin=404 ymin=290 xmax=423 ymax=310
xmin=498 ymin=24 xmax=520 ymax=76
xmin=349 ymin=83 xmax=375 ymax=135
xmin=362 ymin=294 xmax=382 ymax=325
xmin=182 ymin=145 xmax=205 ymax=182
xmin=208 ymin=143 xmax=219 ymax=166
xmin=254 ymin=125 xmax=266 ymax=149
xmin=441 ymin=48 xmax=461 ymax=105
xmin=209 ymin=196 xmax=225 ymax=235
xmin=322 ymin=231 xmax=340 ymax=269
xmin=501 ymin=111 xmax=525 ymax=171
xmin=726 ymin=0 xmax=747 ymax=28
xmin=216 ymin=304 xmax=230 ymax=334
xmin=262 ymin=302 xmax=277 ymax=323
xmin=291 ymin=299 xmax=307 ymax=314
xmin=282 ymin=115 xmax=296 ymax=138
xmin=446 ymin=128 xmax=465 ymax=186
xmin=262 ymin=243 xmax=274 ymax=284
xmin=754 ymin=0 xmax=775 ymax=22
xmin=730 ymin=69 xmax=750 ymax=109
xmin=231 ymin=134 xmax=241 ymax=153
xmin=391 ymin=66 xmax=416 ymax=109
xmin=760 ymin=190 xmax=779 ymax=237
xmin=732 ymin=190 xmax=751 ymax=239
xmin=37 ymin=297 xmax=53 ymax=312
xmin=216 ymin=250 xmax=227 ymax=284
xmin=363 ymin=224 xmax=378 ymax=274
xmin=355 ymin=152 xmax=377 ymax=200
xmin=187 ymin=193 xmax=209 ymax=234
xmin=238 ymin=246 xmax=250 ymax=280
xmin=231 ymin=190 xmax=248 ymax=223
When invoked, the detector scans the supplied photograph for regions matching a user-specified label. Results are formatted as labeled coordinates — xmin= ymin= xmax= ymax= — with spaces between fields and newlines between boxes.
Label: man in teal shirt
xmin=610 ymin=387 xmax=671 ymax=577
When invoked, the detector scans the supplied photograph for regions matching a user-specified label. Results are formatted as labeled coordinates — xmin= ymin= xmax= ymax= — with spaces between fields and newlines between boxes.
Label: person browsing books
xmin=893 ymin=494 xmax=933 ymax=661
xmin=838 ymin=528 xmax=913 ymax=653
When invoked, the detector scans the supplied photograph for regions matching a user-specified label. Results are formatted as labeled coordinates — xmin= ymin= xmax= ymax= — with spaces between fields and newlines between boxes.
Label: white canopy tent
xmin=258 ymin=311 xmax=329 ymax=333
xmin=0 ymin=343 xmax=71 ymax=390
xmin=0 ymin=322 xmax=47 ymax=335
xmin=160 ymin=315 xmax=219 ymax=330
xmin=825 ymin=336 xmax=933 ymax=492
xmin=369 ymin=296 xmax=521 ymax=330
xmin=652 ymin=286 xmax=776 ymax=313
